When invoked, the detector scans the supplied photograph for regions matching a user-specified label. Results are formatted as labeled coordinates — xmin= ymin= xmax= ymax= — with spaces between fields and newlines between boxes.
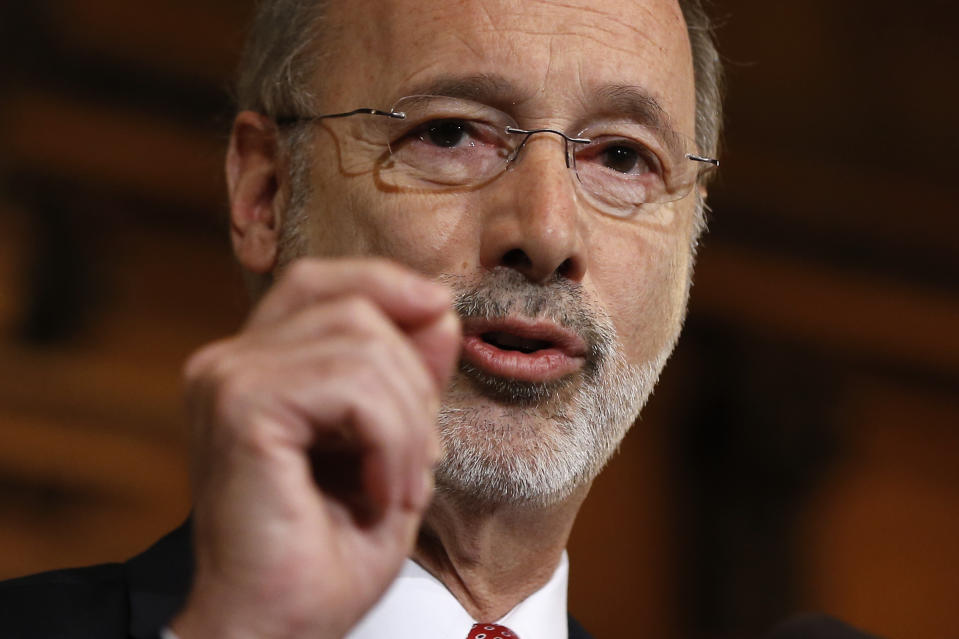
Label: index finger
xmin=246 ymin=257 xmax=452 ymax=330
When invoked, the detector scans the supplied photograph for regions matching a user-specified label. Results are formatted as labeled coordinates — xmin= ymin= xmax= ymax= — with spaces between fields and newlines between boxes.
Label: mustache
xmin=438 ymin=269 xmax=615 ymax=366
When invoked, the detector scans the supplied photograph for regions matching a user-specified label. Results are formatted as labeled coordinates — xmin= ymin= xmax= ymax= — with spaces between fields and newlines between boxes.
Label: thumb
xmin=407 ymin=309 xmax=461 ymax=393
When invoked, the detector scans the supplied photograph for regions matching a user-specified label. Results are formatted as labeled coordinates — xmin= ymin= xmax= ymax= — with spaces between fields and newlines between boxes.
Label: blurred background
xmin=0 ymin=1 xmax=956 ymax=638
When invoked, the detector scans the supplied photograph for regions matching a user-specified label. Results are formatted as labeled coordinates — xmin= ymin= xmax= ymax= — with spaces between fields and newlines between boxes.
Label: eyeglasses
xmin=275 ymin=95 xmax=719 ymax=219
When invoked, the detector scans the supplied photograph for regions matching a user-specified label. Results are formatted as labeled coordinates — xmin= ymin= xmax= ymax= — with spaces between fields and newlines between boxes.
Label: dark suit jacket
xmin=0 ymin=520 xmax=880 ymax=638
xmin=0 ymin=522 xmax=595 ymax=639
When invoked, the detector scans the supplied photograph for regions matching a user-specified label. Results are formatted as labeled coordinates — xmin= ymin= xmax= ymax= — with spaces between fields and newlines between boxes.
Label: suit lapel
xmin=124 ymin=520 xmax=194 ymax=639
xmin=568 ymin=614 xmax=595 ymax=639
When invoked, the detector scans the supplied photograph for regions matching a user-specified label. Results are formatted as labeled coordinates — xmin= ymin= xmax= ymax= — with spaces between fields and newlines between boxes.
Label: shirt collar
xmin=347 ymin=552 xmax=569 ymax=639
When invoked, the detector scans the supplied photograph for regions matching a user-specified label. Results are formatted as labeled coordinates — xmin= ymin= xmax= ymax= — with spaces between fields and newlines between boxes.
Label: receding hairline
xmin=237 ymin=0 xmax=721 ymax=152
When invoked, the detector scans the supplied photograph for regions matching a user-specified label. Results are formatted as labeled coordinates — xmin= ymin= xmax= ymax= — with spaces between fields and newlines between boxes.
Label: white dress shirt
xmin=347 ymin=553 xmax=570 ymax=639
xmin=162 ymin=553 xmax=569 ymax=639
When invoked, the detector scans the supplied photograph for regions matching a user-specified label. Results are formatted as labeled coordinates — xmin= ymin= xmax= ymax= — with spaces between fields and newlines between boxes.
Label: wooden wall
xmin=1 ymin=2 xmax=957 ymax=638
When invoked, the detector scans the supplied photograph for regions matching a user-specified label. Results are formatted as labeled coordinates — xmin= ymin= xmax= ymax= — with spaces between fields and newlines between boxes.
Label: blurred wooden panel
xmin=569 ymin=385 xmax=678 ymax=639
xmin=712 ymin=0 xmax=959 ymax=280
xmin=0 ymin=412 xmax=189 ymax=580
xmin=0 ymin=414 xmax=187 ymax=503
xmin=85 ymin=225 xmax=247 ymax=359
xmin=0 ymin=346 xmax=184 ymax=437
xmin=40 ymin=0 xmax=250 ymax=83
xmin=1 ymin=91 xmax=225 ymax=210
xmin=693 ymin=243 xmax=959 ymax=375
xmin=0 ymin=202 xmax=28 ymax=329
xmin=0 ymin=214 xmax=241 ymax=580
xmin=711 ymin=144 xmax=959 ymax=272
xmin=0 ymin=212 xmax=245 ymax=429
xmin=800 ymin=378 xmax=959 ymax=639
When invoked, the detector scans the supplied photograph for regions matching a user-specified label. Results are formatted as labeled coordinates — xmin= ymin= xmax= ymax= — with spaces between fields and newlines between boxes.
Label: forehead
xmin=320 ymin=0 xmax=695 ymax=134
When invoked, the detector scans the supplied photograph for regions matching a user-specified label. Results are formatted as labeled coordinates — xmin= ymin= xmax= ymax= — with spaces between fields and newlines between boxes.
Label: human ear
xmin=226 ymin=111 xmax=284 ymax=274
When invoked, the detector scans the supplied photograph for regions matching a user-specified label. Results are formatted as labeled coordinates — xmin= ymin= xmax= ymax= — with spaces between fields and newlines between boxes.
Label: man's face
xmin=287 ymin=0 xmax=699 ymax=505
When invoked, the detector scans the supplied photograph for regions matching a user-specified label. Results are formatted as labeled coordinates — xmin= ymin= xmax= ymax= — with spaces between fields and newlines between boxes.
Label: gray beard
xmin=434 ymin=269 xmax=673 ymax=508
xmin=277 ymin=152 xmax=688 ymax=507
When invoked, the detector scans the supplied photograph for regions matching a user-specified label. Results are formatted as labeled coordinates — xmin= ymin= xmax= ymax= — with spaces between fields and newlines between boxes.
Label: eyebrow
xmin=402 ymin=74 xmax=530 ymax=111
xmin=591 ymin=84 xmax=673 ymax=131
xmin=400 ymin=74 xmax=675 ymax=131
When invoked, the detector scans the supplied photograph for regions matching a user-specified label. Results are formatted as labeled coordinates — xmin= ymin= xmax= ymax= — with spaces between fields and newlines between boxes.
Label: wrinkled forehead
xmin=319 ymin=0 xmax=695 ymax=135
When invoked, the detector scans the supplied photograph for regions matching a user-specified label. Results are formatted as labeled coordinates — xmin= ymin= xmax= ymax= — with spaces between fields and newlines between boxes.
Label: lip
xmin=460 ymin=317 xmax=588 ymax=383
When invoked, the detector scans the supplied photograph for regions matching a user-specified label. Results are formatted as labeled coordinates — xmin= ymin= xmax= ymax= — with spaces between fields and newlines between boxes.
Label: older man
xmin=165 ymin=0 xmax=721 ymax=636
xmin=2 ymin=0 xmax=790 ymax=637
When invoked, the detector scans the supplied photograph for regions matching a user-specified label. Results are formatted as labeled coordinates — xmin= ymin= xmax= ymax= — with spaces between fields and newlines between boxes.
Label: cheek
xmin=370 ymin=197 xmax=473 ymax=274
xmin=592 ymin=223 xmax=692 ymax=362
xmin=308 ymin=183 xmax=478 ymax=277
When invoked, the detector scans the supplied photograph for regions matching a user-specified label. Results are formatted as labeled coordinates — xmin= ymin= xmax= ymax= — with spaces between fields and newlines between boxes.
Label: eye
xmin=601 ymin=143 xmax=656 ymax=174
xmin=417 ymin=119 xmax=473 ymax=148
xmin=602 ymin=145 xmax=643 ymax=173
xmin=579 ymin=137 xmax=663 ymax=177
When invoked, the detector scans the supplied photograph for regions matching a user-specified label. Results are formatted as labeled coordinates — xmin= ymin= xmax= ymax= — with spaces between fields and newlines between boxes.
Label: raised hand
xmin=169 ymin=258 xmax=460 ymax=639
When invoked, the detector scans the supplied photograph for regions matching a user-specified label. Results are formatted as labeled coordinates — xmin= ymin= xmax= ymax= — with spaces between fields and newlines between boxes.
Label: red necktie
xmin=467 ymin=623 xmax=519 ymax=639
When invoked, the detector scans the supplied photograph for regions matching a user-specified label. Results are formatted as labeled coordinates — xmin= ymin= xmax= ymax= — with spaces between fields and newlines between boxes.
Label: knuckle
xmin=347 ymin=331 xmax=434 ymax=403
xmin=357 ymin=402 xmax=402 ymax=449
xmin=329 ymin=352 xmax=382 ymax=396
xmin=281 ymin=258 xmax=323 ymax=295
xmin=230 ymin=415 xmax=275 ymax=458
xmin=359 ymin=255 xmax=418 ymax=290
xmin=286 ymin=257 xmax=320 ymax=282
xmin=183 ymin=341 xmax=223 ymax=382
xmin=337 ymin=295 xmax=387 ymax=335
xmin=183 ymin=339 xmax=243 ymax=403
xmin=367 ymin=255 xmax=403 ymax=278
xmin=214 ymin=366 xmax=258 ymax=413
xmin=352 ymin=336 xmax=390 ymax=364
xmin=195 ymin=354 xmax=261 ymax=429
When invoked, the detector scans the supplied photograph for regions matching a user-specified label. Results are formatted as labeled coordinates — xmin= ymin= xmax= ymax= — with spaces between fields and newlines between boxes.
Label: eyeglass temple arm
xmin=274 ymin=108 xmax=406 ymax=126
xmin=686 ymin=153 xmax=720 ymax=167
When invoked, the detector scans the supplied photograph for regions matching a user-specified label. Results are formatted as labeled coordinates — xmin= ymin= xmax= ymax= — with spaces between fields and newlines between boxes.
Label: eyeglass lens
xmin=377 ymin=95 xmax=711 ymax=217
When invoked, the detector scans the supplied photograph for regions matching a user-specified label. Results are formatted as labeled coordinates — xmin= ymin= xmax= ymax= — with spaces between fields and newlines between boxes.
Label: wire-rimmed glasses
xmin=276 ymin=94 xmax=718 ymax=219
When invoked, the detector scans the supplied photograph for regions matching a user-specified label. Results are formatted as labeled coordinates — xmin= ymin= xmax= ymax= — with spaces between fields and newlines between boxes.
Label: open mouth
xmin=480 ymin=331 xmax=554 ymax=354
xmin=460 ymin=318 xmax=587 ymax=383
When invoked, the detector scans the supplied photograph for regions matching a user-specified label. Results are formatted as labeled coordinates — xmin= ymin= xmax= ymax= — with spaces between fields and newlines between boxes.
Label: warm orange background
xmin=1 ymin=2 xmax=957 ymax=638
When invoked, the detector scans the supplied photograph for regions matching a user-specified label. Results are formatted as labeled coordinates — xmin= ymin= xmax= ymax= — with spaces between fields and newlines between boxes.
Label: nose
xmin=479 ymin=134 xmax=588 ymax=284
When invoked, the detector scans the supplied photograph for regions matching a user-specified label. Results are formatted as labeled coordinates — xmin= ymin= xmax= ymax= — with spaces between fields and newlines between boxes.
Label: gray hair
xmin=234 ymin=0 xmax=723 ymax=290
xmin=234 ymin=0 xmax=328 ymax=119
xmin=235 ymin=0 xmax=724 ymax=160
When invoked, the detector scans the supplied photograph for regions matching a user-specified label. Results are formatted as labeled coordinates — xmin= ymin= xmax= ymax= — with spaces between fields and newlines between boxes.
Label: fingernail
xmin=428 ymin=435 xmax=442 ymax=468
xmin=425 ymin=417 xmax=443 ymax=466
xmin=422 ymin=468 xmax=435 ymax=506
xmin=440 ymin=309 xmax=461 ymax=336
